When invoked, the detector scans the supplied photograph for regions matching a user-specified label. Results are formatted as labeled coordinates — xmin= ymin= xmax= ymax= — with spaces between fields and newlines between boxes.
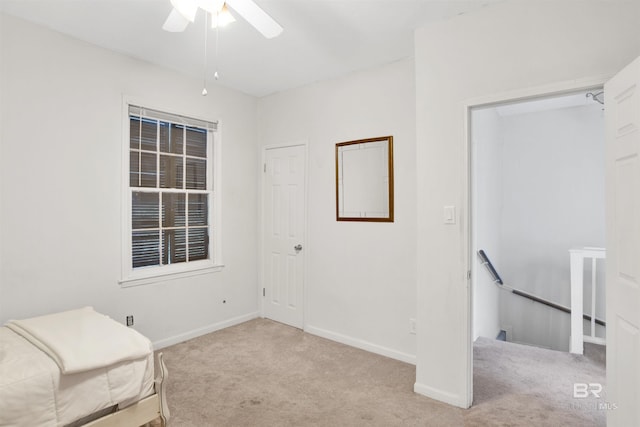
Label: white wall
xmin=257 ymin=59 xmax=417 ymax=362
xmin=471 ymin=107 xmax=502 ymax=341
xmin=499 ymin=104 xmax=605 ymax=351
xmin=414 ymin=0 xmax=640 ymax=407
xmin=0 ymin=14 xmax=260 ymax=347
xmin=0 ymin=12 xmax=4 ymax=322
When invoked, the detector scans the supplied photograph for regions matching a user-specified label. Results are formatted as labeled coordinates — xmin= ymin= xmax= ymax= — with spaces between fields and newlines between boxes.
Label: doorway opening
xmin=469 ymin=89 xmax=607 ymax=418
xmin=471 ymin=89 xmax=606 ymax=351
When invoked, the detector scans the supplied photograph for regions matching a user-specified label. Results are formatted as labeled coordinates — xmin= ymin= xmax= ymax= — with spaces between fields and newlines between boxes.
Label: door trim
xmin=259 ymin=141 xmax=309 ymax=329
xmin=462 ymin=74 xmax=610 ymax=408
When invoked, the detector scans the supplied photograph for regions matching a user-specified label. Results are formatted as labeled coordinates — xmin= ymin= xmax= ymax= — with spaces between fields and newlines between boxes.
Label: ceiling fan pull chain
xmin=202 ymin=10 xmax=209 ymax=96
xmin=214 ymin=16 xmax=220 ymax=81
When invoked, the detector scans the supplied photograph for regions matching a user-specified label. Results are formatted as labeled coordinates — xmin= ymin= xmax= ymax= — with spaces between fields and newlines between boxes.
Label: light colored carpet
xmin=469 ymin=337 xmax=606 ymax=426
xmin=156 ymin=319 xmax=605 ymax=426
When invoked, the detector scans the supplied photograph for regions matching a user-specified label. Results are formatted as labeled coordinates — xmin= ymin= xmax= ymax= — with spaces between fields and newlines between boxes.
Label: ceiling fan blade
xmin=225 ymin=0 xmax=283 ymax=39
xmin=162 ymin=8 xmax=190 ymax=32
xmin=170 ymin=0 xmax=198 ymax=21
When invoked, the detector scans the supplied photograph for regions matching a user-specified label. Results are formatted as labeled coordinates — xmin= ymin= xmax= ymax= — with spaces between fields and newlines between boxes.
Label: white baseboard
xmin=305 ymin=324 xmax=416 ymax=365
xmin=153 ymin=311 xmax=259 ymax=349
xmin=414 ymin=382 xmax=468 ymax=408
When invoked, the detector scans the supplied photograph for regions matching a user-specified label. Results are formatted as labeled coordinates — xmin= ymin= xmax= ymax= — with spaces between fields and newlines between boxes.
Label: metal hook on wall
xmin=586 ymin=91 xmax=605 ymax=105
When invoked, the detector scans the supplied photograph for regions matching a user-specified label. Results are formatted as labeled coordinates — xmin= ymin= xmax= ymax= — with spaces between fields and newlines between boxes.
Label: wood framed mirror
xmin=335 ymin=136 xmax=394 ymax=222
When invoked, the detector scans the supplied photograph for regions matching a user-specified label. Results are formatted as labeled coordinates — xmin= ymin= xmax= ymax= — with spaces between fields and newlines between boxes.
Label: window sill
xmin=119 ymin=264 xmax=224 ymax=288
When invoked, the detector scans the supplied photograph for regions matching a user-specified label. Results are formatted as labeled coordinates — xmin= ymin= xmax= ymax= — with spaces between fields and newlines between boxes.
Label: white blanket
xmin=0 ymin=327 xmax=155 ymax=427
xmin=5 ymin=306 xmax=152 ymax=374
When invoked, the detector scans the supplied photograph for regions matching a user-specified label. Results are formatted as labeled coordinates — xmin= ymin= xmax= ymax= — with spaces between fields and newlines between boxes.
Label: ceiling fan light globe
xmin=199 ymin=0 xmax=224 ymax=14
xmin=211 ymin=5 xmax=235 ymax=28
xmin=170 ymin=0 xmax=198 ymax=22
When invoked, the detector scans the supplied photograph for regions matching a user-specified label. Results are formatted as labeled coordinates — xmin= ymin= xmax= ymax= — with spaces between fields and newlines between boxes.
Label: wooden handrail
xmin=477 ymin=249 xmax=605 ymax=327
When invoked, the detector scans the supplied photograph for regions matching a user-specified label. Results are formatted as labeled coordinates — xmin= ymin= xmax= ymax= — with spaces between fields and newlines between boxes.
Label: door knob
xmin=294 ymin=244 xmax=303 ymax=252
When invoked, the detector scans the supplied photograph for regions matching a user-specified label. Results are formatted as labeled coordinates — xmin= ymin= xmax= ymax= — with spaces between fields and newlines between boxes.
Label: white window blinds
xmin=127 ymin=104 xmax=216 ymax=273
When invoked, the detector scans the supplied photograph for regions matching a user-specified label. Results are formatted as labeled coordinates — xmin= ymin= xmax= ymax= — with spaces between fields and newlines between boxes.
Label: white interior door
xmin=605 ymin=56 xmax=640 ymax=426
xmin=262 ymin=145 xmax=306 ymax=329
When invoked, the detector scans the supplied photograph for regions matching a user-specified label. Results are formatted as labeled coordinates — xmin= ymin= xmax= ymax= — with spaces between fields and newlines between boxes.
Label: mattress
xmin=0 ymin=324 xmax=155 ymax=427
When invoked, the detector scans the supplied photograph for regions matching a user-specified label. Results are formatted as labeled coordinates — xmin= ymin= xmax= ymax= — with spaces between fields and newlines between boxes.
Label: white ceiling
xmin=0 ymin=0 xmax=501 ymax=97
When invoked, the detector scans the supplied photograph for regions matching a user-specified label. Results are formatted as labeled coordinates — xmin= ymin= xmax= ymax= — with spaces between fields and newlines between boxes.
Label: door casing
xmin=463 ymin=75 xmax=610 ymax=408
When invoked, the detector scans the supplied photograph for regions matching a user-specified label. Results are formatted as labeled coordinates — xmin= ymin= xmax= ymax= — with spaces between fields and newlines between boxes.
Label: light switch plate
xmin=443 ymin=205 xmax=456 ymax=224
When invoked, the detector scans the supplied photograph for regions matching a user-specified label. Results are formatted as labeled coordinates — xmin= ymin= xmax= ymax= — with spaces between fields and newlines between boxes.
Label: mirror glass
xmin=336 ymin=136 xmax=394 ymax=222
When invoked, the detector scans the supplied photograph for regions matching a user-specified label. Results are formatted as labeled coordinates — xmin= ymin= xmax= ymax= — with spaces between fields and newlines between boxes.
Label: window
xmin=122 ymin=104 xmax=221 ymax=284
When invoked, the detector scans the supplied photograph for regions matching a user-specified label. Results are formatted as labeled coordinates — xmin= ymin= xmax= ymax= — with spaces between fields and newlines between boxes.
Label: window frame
xmin=120 ymin=99 xmax=223 ymax=286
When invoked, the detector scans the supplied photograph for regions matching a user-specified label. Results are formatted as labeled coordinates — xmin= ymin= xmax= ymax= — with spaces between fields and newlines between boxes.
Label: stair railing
xmin=478 ymin=249 xmax=606 ymax=352
xmin=569 ymin=247 xmax=606 ymax=354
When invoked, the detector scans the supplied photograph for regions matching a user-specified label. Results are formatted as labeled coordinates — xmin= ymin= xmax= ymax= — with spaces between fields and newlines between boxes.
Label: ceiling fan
xmin=163 ymin=0 xmax=283 ymax=39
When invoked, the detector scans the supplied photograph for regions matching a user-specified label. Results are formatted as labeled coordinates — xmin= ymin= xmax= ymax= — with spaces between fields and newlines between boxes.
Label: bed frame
xmin=82 ymin=352 xmax=170 ymax=427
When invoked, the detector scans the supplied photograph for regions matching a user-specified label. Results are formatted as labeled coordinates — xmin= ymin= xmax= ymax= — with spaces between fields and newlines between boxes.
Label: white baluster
xmin=591 ymin=257 xmax=597 ymax=339
xmin=570 ymin=247 xmax=606 ymax=354
xmin=570 ymin=249 xmax=584 ymax=355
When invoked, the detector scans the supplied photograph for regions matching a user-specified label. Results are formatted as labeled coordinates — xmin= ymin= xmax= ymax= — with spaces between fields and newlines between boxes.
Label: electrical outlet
xmin=126 ymin=315 xmax=134 ymax=327
xmin=409 ymin=318 xmax=416 ymax=335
